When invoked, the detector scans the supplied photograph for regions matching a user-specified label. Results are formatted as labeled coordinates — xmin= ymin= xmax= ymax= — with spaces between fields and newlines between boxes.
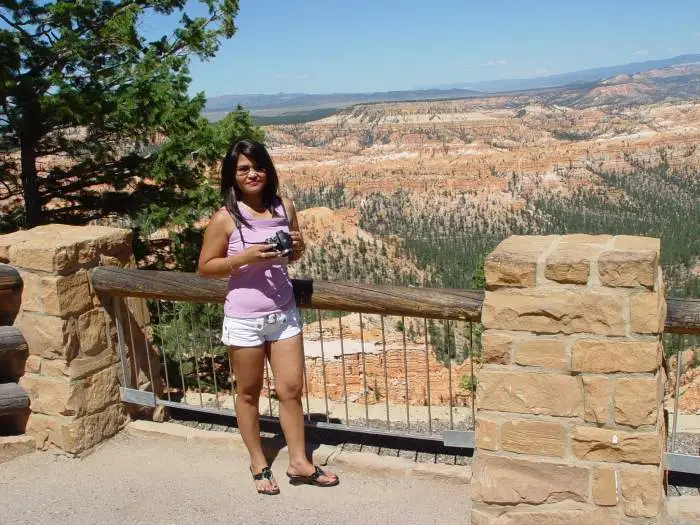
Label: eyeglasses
xmin=236 ymin=165 xmax=267 ymax=176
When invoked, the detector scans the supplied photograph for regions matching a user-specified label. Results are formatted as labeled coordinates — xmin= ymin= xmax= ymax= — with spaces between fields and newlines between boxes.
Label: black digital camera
xmin=265 ymin=230 xmax=293 ymax=256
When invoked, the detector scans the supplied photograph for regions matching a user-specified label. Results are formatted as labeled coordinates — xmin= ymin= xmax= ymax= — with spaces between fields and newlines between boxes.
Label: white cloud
xmin=275 ymin=73 xmax=289 ymax=79
xmin=634 ymin=50 xmax=649 ymax=56
xmin=486 ymin=59 xmax=509 ymax=66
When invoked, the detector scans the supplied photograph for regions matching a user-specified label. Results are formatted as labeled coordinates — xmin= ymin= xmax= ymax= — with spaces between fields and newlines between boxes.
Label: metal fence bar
xmin=173 ymin=306 xmax=187 ymax=405
xmin=188 ymin=307 xmax=204 ymax=407
xmin=359 ymin=313 xmax=369 ymax=426
xmin=424 ymin=318 xmax=432 ymax=434
xmin=113 ymin=298 xmax=130 ymax=388
xmin=338 ymin=316 xmax=349 ymax=425
xmin=126 ymin=299 xmax=139 ymax=389
xmin=446 ymin=320 xmax=454 ymax=431
xmin=671 ymin=334 xmax=683 ymax=453
xmin=381 ymin=316 xmax=390 ymax=429
xmin=317 ymin=310 xmax=330 ymax=422
xmin=301 ymin=334 xmax=311 ymax=422
xmin=155 ymin=300 xmax=172 ymax=402
xmin=469 ymin=321 xmax=476 ymax=430
xmin=401 ymin=315 xmax=410 ymax=430
xmin=205 ymin=308 xmax=220 ymax=409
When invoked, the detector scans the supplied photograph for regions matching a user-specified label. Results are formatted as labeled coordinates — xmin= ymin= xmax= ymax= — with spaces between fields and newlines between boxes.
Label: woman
xmin=198 ymin=139 xmax=339 ymax=495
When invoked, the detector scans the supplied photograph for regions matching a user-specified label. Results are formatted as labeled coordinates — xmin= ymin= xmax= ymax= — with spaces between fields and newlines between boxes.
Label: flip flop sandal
xmin=287 ymin=466 xmax=339 ymax=487
xmin=251 ymin=466 xmax=280 ymax=495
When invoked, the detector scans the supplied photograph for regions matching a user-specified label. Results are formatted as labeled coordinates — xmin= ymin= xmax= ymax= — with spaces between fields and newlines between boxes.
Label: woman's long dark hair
xmin=220 ymin=139 xmax=280 ymax=228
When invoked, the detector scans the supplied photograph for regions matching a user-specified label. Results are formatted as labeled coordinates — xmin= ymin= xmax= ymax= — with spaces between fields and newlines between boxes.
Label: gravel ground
xmin=0 ymin=432 xmax=471 ymax=525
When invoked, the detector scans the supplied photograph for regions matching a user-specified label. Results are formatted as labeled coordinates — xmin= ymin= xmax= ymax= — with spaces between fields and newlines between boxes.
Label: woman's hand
xmin=232 ymin=244 xmax=281 ymax=268
xmin=290 ymin=230 xmax=305 ymax=255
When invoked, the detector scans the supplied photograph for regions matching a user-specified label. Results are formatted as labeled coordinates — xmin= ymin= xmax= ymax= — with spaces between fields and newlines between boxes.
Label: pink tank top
xmin=223 ymin=199 xmax=295 ymax=318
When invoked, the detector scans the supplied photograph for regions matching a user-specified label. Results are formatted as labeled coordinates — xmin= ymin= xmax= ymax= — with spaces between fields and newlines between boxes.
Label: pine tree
xmin=1 ymin=0 xmax=247 ymax=231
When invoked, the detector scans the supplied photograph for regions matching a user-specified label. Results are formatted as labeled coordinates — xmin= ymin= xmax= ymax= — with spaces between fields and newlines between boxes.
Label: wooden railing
xmin=89 ymin=267 xmax=484 ymax=322
xmin=90 ymin=267 xmax=700 ymax=333
xmin=0 ymin=264 xmax=22 ymax=326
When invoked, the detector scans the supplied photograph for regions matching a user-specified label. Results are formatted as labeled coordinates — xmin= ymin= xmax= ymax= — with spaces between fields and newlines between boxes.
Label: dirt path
xmin=0 ymin=431 xmax=471 ymax=525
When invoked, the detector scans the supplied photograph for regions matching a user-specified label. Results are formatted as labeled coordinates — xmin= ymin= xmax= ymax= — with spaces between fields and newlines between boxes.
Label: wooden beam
xmin=0 ymin=383 xmax=30 ymax=415
xmin=0 ymin=327 xmax=29 ymax=383
xmin=666 ymin=297 xmax=700 ymax=335
xmin=89 ymin=267 xmax=484 ymax=321
xmin=0 ymin=264 xmax=21 ymax=292
xmin=89 ymin=267 xmax=700 ymax=333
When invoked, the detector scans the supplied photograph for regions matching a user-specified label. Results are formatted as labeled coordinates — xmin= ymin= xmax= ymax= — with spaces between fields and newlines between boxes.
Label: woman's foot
xmin=250 ymin=465 xmax=280 ymax=495
xmin=286 ymin=461 xmax=339 ymax=487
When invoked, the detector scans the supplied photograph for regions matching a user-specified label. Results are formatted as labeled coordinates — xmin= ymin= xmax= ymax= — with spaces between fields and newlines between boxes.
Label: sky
xmin=141 ymin=0 xmax=700 ymax=97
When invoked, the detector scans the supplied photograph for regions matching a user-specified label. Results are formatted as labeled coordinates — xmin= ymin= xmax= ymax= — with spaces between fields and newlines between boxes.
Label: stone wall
xmin=472 ymin=234 xmax=668 ymax=524
xmin=0 ymin=224 xmax=159 ymax=454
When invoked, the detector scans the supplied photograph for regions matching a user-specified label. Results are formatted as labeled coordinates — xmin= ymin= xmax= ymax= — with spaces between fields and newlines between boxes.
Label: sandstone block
xmin=25 ymin=355 xmax=41 ymax=374
xmin=571 ymin=340 xmax=658 ymax=373
xmin=592 ymin=467 xmax=618 ymax=506
xmin=614 ymin=377 xmax=659 ymax=427
xmin=620 ymin=468 xmax=662 ymax=518
xmin=501 ymin=420 xmax=566 ymax=457
xmin=477 ymin=371 xmax=582 ymax=417
xmin=77 ymin=309 xmax=108 ymax=356
xmin=582 ymin=376 xmax=611 ymax=424
xmin=482 ymin=289 xmax=626 ymax=335
xmin=7 ymin=224 xmax=131 ymax=274
xmin=472 ymin=501 xmax=615 ymax=525
xmin=482 ymin=331 xmax=512 ymax=364
xmin=24 ymin=413 xmax=60 ymax=450
xmin=475 ymin=417 xmax=500 ymax=451
xmin=14 ymin=311 xmax=77 ymax=359
xmin=613 ymin=236 xmax=660 ymax=253
xmin=42 ymin=270 xmax=92 ymax=318
xmin=571 ymin=427 xmax=661 ymax=464
xmin=17 ymin=270 xmax=43 ymax=313
xmin=42 ymin=358 xmax=68 ymax=378
xmin=59 ymin=403 xmax=125 ymax=454
xmin=514 ymin=339 xmax=567 ymax=369
xmin=18 ymin=373 xmax=71 ymax=416
xmin=545 ymin=242 xmax=597 ymax=284
xmin=67 ymin=364 xmax=120 ymax=417
xmin=485 ymin=235 xmax=558 ymax=289
xmin=472 ymin=454 xmax=589 ymax=505
xmin=0 ymin=435 xmax=37 ymax=464
xmin=630 ymin=290 xmax=666 ymax=334
xmin=598 ymin=250 xmax=658 ymax=289
xmin=68 ymin=350 xmax=118 ymax=380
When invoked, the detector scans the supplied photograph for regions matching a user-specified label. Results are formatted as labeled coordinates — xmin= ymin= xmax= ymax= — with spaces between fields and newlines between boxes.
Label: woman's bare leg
xmin=230 ymin=345 xmax=278 ymax=493
xmin=268 ymin=334 xmax=337 ymax=484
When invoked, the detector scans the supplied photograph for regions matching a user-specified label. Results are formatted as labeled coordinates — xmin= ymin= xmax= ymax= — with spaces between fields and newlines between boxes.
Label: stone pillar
xmin=0 ymin=224 xmax=158 ymax=454
xmin=472 ymin=234 xmax=667 ymax=524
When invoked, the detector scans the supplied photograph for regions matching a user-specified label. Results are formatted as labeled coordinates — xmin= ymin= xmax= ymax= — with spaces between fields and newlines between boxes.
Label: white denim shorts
xmin=221 ymin=307 xmax=302 ymax=347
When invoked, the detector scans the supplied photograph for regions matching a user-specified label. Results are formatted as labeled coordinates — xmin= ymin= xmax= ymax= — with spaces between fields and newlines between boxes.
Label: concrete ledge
xmin=0 ymin=435 xmax=37 ymax=464
xmin=125 ymin=420 xmax=245 ymax=448
xmin=122 ymin=420 xmax=472 ymax=484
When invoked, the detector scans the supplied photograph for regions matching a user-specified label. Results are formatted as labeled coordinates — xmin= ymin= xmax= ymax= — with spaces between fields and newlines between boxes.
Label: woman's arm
xmin=283 ymin=197 xmax=305 ymax=263
xmin=198 ymin=210 xmax=237 ymax=278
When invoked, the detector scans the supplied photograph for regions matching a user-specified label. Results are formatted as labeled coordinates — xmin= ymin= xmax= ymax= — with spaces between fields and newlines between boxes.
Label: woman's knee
xmin=236 ymin=382 xmax=263 ymax=404
xmin=275 ymin=380 xmax=303 ymax=401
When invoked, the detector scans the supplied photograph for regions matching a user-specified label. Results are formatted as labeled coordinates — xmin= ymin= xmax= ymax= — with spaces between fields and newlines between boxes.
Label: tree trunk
xmin=20 ymin=138 xmax=42 ymax=228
